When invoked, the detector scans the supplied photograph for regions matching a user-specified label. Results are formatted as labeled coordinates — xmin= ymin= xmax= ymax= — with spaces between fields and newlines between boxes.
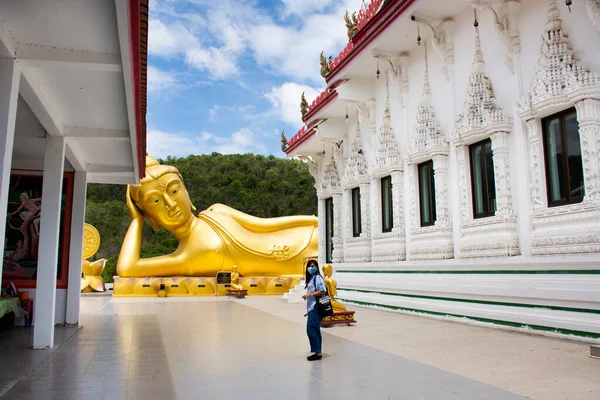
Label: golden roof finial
xmin=344 ymin=11 xmax=358 ymax=39
xmin=300 ymin=92 xmax=309 ymax=117
xmin=280 ymin=130 xmax=288 ymax=152
xmin=320 ymin=51 xmax=332 ymax=78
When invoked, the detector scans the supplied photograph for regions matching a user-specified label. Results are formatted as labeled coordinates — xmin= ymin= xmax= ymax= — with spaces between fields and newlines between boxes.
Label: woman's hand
xmin=126 ymin=186 xmax=144 ymax=222
xmin=302 ymin=293 xmax=311 ymax=300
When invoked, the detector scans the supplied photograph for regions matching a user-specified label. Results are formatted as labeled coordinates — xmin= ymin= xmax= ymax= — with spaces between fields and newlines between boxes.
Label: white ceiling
xmin=1 ymin=0 xmax=139 ymax=184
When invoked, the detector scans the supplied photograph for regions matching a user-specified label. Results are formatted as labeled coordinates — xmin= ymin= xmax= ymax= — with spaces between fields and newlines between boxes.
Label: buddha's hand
xmin=126 ymin=186 xmax=143 ymax=223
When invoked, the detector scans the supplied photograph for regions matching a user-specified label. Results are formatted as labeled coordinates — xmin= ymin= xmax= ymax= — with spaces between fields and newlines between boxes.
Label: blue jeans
xmin=306 ymin=307 xmax=322 ymax=353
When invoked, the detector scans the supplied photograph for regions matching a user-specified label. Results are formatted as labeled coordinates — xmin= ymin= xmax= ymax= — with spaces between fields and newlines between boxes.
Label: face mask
xmin=307 ymin=266 xmax=317 ymax=275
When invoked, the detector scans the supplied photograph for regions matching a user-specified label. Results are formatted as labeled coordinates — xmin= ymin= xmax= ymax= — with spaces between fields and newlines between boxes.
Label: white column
xmin=317 ymin=197 xmax=326 ymax=264
xmin=450 ymin=145 xmax=463 ymax=258
xmin=390 ymin=170 xmax=404 ymax=233
xmin=490 ymin=131 xmax=515 ymax=216
xmin=343 ymin=189 xmax=352 ymax=240
xmin=370 ymin=177 xmax=381 ymax=237
xmin=66 ymin=171 xmax=87 ymax=325
xmin=406 ymin=164 xmax=417 ymax=260
xmin=0 ymin=59 xmax=20 ymax=284
xmin=33 ymin=136 xmax=66 ymax=349
xmin=510 ymin=30 xmax=532 ymax=255
xmin=331 ymin=193 xmax=344 ymax=263
xmin=432 ymin=154 xmax=451 ymax=227
xmin=575 ymin=98 xmax=600 ymax=202
xmin=525 ymin=119 xmax=546 ymax=211
xmin=359 ymin=182 xmax=371 ymax=240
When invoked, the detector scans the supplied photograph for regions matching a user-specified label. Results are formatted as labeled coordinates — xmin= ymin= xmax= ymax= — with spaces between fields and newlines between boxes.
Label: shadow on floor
xmin=0 ymin=324 xmax=80 ymax=397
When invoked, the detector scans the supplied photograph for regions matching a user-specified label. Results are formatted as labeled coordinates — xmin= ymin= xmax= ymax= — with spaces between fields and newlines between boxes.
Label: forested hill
xmin=85 ymin=153 xmax=317 ymax=282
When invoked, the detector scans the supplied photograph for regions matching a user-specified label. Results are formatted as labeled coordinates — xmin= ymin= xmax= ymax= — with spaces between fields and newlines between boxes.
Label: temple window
xmin=325 ymin=197 xmax=334 ymax=263
xmin=469 ymin=138 xmax=496 ymax=218
xmin=351 ymin=187 xmax=362 ymax=237
xmin=418 ymin=160 xmax=436 ymax=227
xmin=541 ymin=108 xmax=584 ymax=207
xmin=381 ymin=175 xmax=393 ymax=233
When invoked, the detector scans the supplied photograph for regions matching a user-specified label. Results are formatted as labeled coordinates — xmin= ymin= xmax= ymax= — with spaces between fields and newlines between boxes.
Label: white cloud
xmin=147 ymin=66 xmax=180 ymax=94
xmin=148 ymin=19 xmax=199 ymax=57
xmin=280 ymin=0 xmax=336 ymax=17
xmin=212 ymin=128 xmax=268 ymax=154
xmin=147 ymin=127 xmax=269 ymax=158
xmin=185 ymin=47 xmax=239 ymax=78
xmin=208 ymin=105 xmax=220 ymax=122
xmin=149 ymin=16 xmax=239 ymax=79
xmin=265 ymin=82 xmax=322 ymax=126
xmin=249 ymin=0 xmax=363 ymax=83
xmin=148 ymin=0 xmax=364 ymax=83
xmin=148 ymin=0 xmax=270 ymax=80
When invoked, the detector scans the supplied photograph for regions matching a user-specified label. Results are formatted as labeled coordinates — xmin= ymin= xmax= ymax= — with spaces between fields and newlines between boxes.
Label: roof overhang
xmin=284 ymin=0 xmax=470 ymax=157
xmin=0 ymin=0 xmax=148 ymax=183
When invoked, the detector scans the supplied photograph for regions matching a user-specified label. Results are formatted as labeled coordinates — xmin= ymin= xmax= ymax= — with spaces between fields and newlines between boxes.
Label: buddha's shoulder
xmin=203 ymin=203 xmax=231 ymax=213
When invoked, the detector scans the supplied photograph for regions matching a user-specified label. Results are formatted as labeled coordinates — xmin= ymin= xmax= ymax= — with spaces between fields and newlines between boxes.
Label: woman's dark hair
xmin=305 ymin=259 xmax=321 ymax=288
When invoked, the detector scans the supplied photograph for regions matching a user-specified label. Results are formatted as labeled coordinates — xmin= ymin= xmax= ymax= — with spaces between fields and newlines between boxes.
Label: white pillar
xmin=510 ymin=34 xmax=532 ymax=256
xmin=331 ymin=193 xmax=343 ymax=263
xmin=390 ymin=170 xmax=404 ymax=232
xmin=370 ymin=177 xmax=381 ymax=237
xmin=33 ymin=136 xmax=66 ymax=349
xmin=66 ymin=171 xmax=87 ymax=325
xmin=449 ymin=144 xmax=463 ymax=258
xmin=0 ymin=59 xmax=20 ymax=285
xmin=317 ymin=197 xmax=326 ymax=264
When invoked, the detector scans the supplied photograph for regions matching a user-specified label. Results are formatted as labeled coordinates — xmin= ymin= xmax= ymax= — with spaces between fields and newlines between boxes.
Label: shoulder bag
xmin=314 ymin=276 xmax=333 ymax=318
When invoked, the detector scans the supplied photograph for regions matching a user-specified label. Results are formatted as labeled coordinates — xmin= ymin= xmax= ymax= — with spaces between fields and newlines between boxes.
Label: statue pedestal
xmin=113 ymin=276 xmax=302 ymax=297
xmin=321 ymin=311 xmax=357 ymax=327
xmin=226 ymin=289 xmax=248 ymax=298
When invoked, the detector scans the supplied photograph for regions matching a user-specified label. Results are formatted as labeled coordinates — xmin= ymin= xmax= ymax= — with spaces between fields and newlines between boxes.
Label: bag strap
xmin=313 ymin=275 xmax=328 ymax=298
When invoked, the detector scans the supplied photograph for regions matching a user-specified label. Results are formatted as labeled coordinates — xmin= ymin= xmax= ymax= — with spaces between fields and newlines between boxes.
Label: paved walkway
xmin=0 ymin=324 xmax=79 ymax=397
xmin=1 ymin=296 xmax=598 ymax=399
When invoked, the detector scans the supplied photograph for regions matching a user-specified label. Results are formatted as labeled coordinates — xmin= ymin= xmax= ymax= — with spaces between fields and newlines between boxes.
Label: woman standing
xmin=302 ymin=260 xmax=326 ymax=361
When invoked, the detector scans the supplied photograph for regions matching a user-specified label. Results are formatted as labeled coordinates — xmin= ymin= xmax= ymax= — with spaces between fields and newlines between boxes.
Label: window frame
xmin=469 ymin=138 xmax=497 ymax=219
xmin=541 ymin=107 xmax=584 ymax=207
xmin=417 ymin=160 xmax=436 ymax=227
xmin=351 ymin=187 xmax=362 ymax=237
xmin=324 ymin=197 xmax=334 ymax=263
xmin=381 ymin=176 xmax=393 ymax=233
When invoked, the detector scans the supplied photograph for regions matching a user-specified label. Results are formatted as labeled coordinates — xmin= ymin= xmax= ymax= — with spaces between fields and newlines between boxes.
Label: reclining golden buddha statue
xmin=116 ymin=156 xmax=318 ymax=278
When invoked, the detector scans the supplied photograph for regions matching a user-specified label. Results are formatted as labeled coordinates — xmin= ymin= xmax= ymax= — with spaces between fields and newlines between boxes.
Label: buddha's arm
xmin=325 ymin=279 xmax=337 ymax=297
xmin=206 ymin=203 xmax=317 ymax=233
xmin=116 ymin=216 xmax=188 ymax=277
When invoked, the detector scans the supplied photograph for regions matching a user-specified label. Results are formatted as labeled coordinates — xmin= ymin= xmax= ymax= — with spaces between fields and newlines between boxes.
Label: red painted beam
xmin=128 ymin=0 xmax=148 ymax=180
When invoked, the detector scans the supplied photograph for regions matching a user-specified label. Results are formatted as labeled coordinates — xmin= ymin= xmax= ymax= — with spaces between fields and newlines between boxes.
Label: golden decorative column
xmin=80 ymin=223 xmax=107 ymax=293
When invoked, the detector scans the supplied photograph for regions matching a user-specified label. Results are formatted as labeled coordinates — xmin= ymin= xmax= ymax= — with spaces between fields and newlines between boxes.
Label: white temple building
xmin=284 ymin=0 xmax=600 ymax=340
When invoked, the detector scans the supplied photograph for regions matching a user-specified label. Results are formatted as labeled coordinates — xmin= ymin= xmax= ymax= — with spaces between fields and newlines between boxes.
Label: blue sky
xmin=146 ymin=0 xmax=363 ymax=158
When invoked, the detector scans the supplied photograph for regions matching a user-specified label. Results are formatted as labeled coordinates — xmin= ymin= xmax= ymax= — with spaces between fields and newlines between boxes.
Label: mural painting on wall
xmin=2 ymin=174 xmax=71 ymax=286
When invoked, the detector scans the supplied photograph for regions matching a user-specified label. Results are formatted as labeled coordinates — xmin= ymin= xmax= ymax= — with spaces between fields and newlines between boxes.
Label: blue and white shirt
xmin=306 ymin=274 xmax=326 ymax=313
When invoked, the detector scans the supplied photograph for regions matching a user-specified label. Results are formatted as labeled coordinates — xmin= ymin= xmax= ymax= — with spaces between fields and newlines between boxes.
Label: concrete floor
xmin=0 ymin=324 xmax=80 ymax=397
xmin=1 ymin=296 xmax=598 ymax=399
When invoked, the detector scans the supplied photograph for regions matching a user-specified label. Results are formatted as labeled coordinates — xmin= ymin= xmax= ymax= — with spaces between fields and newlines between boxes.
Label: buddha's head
xmin=322 ymin=264 xmax=333 ymax=278
xmin=128 ymin=155 xmax=196 ymax=232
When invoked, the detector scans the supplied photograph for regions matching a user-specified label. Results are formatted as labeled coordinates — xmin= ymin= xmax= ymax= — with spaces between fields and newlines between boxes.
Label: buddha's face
xmin=322 ymin=265 xmax=332 ymax=277
xmin=138 ymin=172 xmax=194 ymax=232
